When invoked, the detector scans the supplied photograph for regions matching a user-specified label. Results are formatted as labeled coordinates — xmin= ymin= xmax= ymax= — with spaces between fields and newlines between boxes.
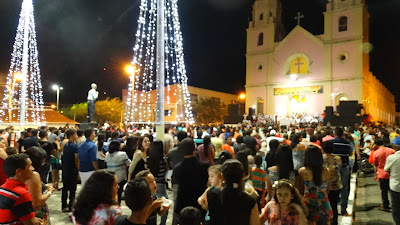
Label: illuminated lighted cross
xmin=294 ymin=12 xmax=304 ymax=25
xmin=294 ymin=58 xmax=304 ymax=73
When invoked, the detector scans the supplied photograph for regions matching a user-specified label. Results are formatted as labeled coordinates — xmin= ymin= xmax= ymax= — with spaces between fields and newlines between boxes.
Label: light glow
xmin=124 ymin=0 xmax=194 ymax=124
xmin=0 ymin=0 xmax=45 ymax=124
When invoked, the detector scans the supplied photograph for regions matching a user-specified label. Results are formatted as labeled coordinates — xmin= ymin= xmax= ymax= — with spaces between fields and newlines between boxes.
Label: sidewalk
xmin=353 ymin=173 xmax=395 ymax=225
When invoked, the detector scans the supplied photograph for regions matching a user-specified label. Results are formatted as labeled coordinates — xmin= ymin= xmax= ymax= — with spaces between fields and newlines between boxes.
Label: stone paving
xmin=354 ymin=174 xmax=395 ymax=225
xmin=45 ymin=172 xmax=387 ymax=225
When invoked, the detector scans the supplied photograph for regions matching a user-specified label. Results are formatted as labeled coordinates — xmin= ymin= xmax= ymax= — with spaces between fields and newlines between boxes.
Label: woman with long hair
xmin=122 ymin=136 xmax=139 ymax=160
xmin=73 ymin=170 xmax=121 ymax=225
xmin=323 ymin=141 xmax=342 ymax=225
xmin=266 ymin=144 xmax=296 ymax=202
xmin=25 ymin=146 xmax=55 ymax=225
xmin=290 ymin=134 xmax=306 ymax=171
xmin=236 ymin=150 xmax=259 ymax=199
xmin=265 ymin=139 xmax=279 ymax=168
xmin=198 ymin=135 xmax=215 ymax=165
xmin=96 ymin=133 xmax=107 ymax=169
xmin=299 ymin=145 xmax=332 ymax=225
xmin=206 ymin=159 xmax=260 ymax=225
xmin=147 ymin=140 xmax=169 ymax=225
xmin=128 ymin=136 xmax=151 ymax=181
xmin=105 ymin=141 xmax=131 ymax=205
xmin=15 ymin=131 xmax=28 ymax=153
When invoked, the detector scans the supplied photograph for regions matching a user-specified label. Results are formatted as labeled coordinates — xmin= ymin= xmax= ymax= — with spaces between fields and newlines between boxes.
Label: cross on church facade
xmin=294 ymin=12 xmax=304 ymax=25
xmin=294 ymin=58 xmax=304 ymax=73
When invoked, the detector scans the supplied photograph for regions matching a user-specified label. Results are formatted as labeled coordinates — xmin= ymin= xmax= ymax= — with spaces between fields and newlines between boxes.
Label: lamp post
xmin=52 ymin=85 xmax=63 ymax=112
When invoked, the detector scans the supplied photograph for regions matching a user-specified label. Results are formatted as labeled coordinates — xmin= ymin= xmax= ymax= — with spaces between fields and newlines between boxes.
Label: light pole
xmin=52 ymin=85 xmax=63 ymax=111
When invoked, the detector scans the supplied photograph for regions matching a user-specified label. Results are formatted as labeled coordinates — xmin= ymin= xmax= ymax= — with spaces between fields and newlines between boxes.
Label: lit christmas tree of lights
xmin=0 ymin=0 xmax=45 ymax=126
xmin=124 ymin=0 xmax=194 ymax=124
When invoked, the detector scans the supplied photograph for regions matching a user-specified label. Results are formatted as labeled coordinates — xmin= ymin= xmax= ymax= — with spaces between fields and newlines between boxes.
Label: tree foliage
xmin=192 ymin=98 xmax=227 ymax=125
xmin=61 ymin=102 xmax=87 ymax=123
xmin=94 ymin=97 xmax=123 ymax=124
xmin=61 ymin=97 xmax=123 ymax=124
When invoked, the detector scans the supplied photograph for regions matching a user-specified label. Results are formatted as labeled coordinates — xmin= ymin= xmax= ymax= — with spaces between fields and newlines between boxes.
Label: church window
xmin=257 ymin=64 xmax=263 ymax=71
xmin=338 ymin=52 xmax=349 ymax=63
xmin=259 ymin=13 xmax=264 ymax=21
xmin=257 ymin=33 xmax=264 ymax=46
xmin=289 ymin=57 xmax=308 ymax=75
xmin=339 ymin=16 xmax=348 ymax=32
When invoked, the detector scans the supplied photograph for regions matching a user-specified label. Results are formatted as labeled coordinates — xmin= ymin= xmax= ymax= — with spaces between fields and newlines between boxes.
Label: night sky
xmin=0 ymin=0 xmax=399 ymax=110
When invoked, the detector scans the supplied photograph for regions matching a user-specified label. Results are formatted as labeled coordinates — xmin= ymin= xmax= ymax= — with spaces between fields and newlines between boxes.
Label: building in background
xmin=122 ymin=84 xmax=238 ymax=123
xmin=246 ymin=0 xmax=396 ymax=124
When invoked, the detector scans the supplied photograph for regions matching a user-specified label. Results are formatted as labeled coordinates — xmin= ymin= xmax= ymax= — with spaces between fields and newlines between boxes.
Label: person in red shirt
xmin=221 ymin=137 xmax=235 ymax=157
xmin=373 ymin=138 xmax=395 ymax=212
xmin=0 ymin=153 xmax=41 ymax=225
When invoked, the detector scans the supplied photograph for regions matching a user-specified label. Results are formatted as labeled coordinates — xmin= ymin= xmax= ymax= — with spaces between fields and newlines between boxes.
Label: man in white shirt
xmin=266 ymin=130 xmax=283 ymax=152
xmin=87 ymin=83 xmax=99 ymax=123
xmin=385 ymin=137 xmax=400 ymax=224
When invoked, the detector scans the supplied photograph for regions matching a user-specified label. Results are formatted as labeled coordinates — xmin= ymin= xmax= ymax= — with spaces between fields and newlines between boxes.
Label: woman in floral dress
xmin=73 ymin=170 xmax=122 ymax=225
xmin=299 ymin=145 xmax=333 ymax=225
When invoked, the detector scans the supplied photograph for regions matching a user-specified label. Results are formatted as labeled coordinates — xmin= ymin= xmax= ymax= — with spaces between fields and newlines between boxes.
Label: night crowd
xmin=0 ymin=120 xmax=399 ymax=225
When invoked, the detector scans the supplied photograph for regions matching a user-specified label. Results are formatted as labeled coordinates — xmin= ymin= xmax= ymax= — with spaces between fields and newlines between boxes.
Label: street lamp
xmin=52 ymin=84 xmax=63 ymax=111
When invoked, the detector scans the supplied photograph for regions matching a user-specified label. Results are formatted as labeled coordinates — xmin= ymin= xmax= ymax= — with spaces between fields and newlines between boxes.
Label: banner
xmin=274 ymin=86 xmax=323 ymax=95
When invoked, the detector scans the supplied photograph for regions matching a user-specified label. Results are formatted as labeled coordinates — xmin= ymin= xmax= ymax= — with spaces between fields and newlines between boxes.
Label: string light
xmin=0 ymin=0 xmax=45 ymax=125
xmin=125 ymin=0 xmax=194 ymax=124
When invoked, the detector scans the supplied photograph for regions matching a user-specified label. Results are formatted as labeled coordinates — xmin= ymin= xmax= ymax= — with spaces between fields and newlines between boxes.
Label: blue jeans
xmin=340 ymin=165 xmax=350 ymax=214
xmin=391 ymin=190 xmax=400 ymax=225
xmin=156 ymin=183 xmax=168 ymax=225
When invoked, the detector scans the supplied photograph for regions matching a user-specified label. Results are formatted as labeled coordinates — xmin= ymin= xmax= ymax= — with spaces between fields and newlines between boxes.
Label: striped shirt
xmin=0 ymin=179 xmax=35 ymax=225
xmin=252 ymin=167 xmax=267 ymax=191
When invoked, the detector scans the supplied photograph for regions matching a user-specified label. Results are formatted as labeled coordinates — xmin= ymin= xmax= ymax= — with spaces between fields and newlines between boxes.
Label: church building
xmin=245 ymin=0 xmax=396 ymax=124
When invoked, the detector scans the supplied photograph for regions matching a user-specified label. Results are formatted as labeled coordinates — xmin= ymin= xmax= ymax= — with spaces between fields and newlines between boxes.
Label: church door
xmin=257 ymin=99 xmax=264 ymax=114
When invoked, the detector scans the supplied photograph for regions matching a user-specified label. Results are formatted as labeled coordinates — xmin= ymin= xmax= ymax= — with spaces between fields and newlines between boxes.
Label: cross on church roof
xmin=294 ymin=12 xmax=304 ymax=26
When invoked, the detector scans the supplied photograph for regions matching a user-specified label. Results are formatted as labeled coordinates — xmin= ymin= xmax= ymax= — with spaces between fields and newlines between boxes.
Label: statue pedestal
xmin=79 ymin=122 xmax=98 ymax=131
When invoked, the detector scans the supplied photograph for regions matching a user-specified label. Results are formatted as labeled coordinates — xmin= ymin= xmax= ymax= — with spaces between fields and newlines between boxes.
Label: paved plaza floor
xmin=45 ymin=172 xmax=394 ymax=225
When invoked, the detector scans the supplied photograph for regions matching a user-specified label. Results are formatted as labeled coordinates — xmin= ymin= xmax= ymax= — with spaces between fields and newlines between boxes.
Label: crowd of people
xmin=0 ymin=121 xmax=399 ymax=225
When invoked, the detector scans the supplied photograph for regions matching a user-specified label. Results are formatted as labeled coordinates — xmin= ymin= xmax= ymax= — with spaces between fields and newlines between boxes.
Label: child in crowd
xmin=179 ymin=207 xmax=203 ymax=225
xmin=198 ymin=165 xmax=223 ymax=224
xmin=251 ymin=155 xmax=267 ymax=212
xmin=261 ymin=179 xmax=307 ymax=225
xmin=135 ymin=170 xmax=170 ymax=225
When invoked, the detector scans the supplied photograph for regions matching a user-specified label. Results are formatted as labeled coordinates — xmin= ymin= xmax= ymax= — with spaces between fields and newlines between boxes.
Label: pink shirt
xmin=373 ymin=147 xmax=395 ymax=180
xmin=261 ymin=200 xmax=302 ymax=225
xmin=322 ymin=135 xmax=334 ymax=142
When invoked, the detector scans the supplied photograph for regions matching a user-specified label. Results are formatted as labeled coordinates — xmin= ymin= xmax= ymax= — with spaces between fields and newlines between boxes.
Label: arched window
xmin=339 ymin=16 xmax=348 ymax=32
xmin=259 ymin=13 xmax=264 ymax=21
xmin=257 ymin=33 xmax=264 ymax=46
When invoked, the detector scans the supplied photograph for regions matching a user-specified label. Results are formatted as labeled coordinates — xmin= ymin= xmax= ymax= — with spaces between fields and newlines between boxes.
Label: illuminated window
xmin=289 ymin=57 xmax=308 ymax=75
xmin=339 ymin=16 xmax=348 ymax=32
xmin=339 ymin=96 xmax=348 ymax=101
xmin=257 ymin=33 xmax=264 ymax=46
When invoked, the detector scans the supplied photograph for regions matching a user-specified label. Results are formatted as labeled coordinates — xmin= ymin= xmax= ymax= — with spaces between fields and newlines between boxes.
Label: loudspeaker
xmin=325 ymin=106 xmax=333 ymax=116
xmin=249 ymin=108 xmax=255 ymax=116
xmin=228 ymin=104 xmax=240 ymax=116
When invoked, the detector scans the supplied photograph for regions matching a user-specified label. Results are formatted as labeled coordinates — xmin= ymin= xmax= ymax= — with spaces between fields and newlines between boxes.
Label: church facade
xmin=245 ymin=0 xmax=396 ymax=124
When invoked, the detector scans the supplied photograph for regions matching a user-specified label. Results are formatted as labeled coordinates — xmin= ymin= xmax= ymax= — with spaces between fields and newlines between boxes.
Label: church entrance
xmin=290 ymin=95 xmax=306 ymax=113
xmin=256 ymin=98 xmax=264 ymax=114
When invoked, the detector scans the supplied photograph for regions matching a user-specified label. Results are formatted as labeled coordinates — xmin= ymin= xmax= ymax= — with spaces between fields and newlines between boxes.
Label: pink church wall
xmin=331 ymin=9 xmax=360 ymax=40
xmin=331 ymin=41 xmax=361 ymax=79
xmin=246 ymin=54 xmax=268 ymax=86
xmin=272 ymin=28 xmax=325 ymax=83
